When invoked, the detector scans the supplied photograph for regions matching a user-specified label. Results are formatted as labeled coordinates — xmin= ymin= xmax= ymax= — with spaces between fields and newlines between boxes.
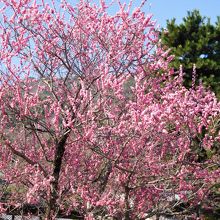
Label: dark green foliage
xmin=160 ymin=10 xmax=220 ymax=98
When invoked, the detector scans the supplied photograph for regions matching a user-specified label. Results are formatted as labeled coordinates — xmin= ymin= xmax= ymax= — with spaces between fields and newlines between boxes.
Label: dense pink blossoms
xmin=0 ymin=0 xmax=219 ymax=219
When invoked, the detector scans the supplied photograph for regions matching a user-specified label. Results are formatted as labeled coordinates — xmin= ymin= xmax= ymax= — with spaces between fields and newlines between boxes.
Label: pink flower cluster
xmin=0 ymin=0 xmax=219 ymax=219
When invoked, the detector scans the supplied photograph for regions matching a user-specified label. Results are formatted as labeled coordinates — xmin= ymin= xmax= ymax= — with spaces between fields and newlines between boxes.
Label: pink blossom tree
xmin=0 ymin=0 xmax=219 ymax=219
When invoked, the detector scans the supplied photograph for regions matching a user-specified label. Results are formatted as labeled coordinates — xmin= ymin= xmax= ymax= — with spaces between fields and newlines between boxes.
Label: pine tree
xmin=161 ymin=10 xmax=220 ymax=98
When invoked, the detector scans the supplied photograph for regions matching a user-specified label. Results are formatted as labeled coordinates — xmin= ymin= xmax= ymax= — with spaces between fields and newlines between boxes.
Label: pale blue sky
xmin=98 ymin=0 xmax=220 ymax=27
xmin=148 ymin=0 xmax=220 ymax=27
xmin=3 ymin=0 xmax=220 ymax=28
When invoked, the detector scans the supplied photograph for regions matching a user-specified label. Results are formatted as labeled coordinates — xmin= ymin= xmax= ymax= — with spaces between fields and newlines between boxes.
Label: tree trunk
xmin=124 ymin=185 xmax=130 ymax=220
xmin=45 ymin=131 xmax=69 ymax=219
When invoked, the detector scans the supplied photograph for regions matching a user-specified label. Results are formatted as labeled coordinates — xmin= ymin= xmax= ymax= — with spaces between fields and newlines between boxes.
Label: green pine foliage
xmin=160 ymin=10 xmax=220 ymax=99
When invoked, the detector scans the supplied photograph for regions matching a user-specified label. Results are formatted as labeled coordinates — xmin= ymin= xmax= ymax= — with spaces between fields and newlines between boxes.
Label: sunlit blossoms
xmin=0 ymin=0 xmax=219 ymax=219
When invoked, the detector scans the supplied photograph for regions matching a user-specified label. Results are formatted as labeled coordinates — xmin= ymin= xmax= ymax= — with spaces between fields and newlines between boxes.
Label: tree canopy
xmin=0 ymin=1 xmax=219 ymax=220
xmin=160 ymin=10 xmax=220 ymax=98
